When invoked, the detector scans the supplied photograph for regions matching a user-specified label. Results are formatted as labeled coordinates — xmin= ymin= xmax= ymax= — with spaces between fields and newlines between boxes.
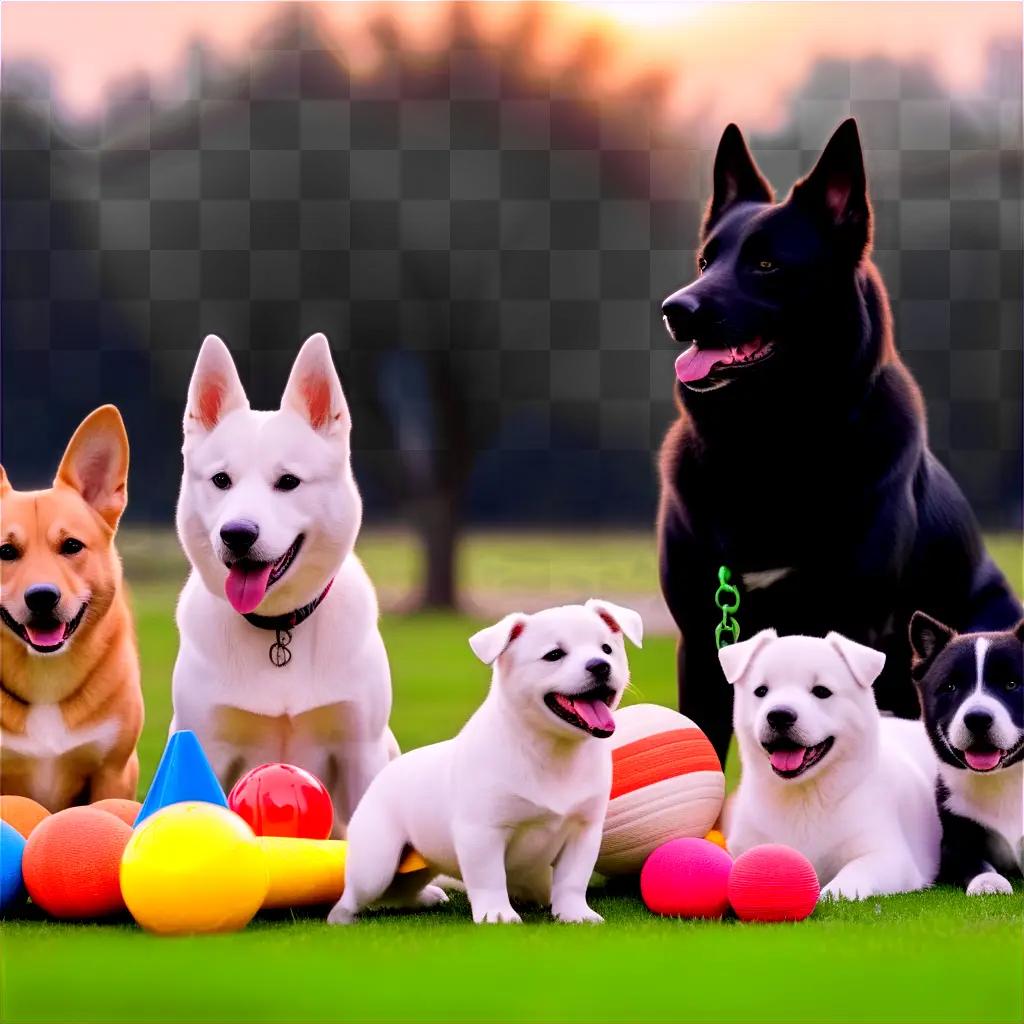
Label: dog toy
xmin=0 ymin=820 xmax=27 ymax=913
xmin=703 ymin=829 xmax=728 ymax=850
xmin=0 ymin=795 xmax=51 ymax=838
xmin=136 ymin=730 xmax=228 ymax=827
xmin=92 ymin=798 xmax=142 ymax=827
xmin=641 ymin=837 xmax=733 ymax=918
xmin=259 ymin=838 xmax=430 ymax=909
xmin=229 ymin=763 xmax=334 ymax=840
xmin=597 ymin=703 xmax=725 ymax=876
xmin=120 ymin=801 xmax=268 ymax=934
xmin=727 ymin=844 xmax=819 ymax=922
xmin=22 ymin=807 xmax=132 ymax=918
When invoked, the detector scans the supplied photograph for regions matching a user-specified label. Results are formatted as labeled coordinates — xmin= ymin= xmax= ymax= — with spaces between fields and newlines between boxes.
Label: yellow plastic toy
xmin=120 ymin=802 xmax=268 ymax=934
xmin=259 ymin=838 xmax=430 ymax=908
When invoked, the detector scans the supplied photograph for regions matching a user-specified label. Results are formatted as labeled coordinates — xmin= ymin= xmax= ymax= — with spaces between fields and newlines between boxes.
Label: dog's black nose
xmin=964 ymin=710 xmax=994 ymax=736
xmin=220 ymin=519 xmax=260 ymax=556
xmin=766 ymin=707 xmax=798 ymax=730
xmin=661 ymin=290 xmax=702 ymax=341
xmin=24 ymin=584 xmax=61 ymax=615
xmin=585 ymin=658 xmax=611 ymax=683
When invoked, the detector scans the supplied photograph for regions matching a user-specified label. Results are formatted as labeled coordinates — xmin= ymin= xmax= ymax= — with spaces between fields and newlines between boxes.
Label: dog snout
xmin=585 ymin=658 xmax=611 ymax=684
xmin=661 ymin=290 xmax=702 ymax=342
xmin=766 ymin=707 xmax=798 ymax=731
xmin=220 ymin=519 xmax=260 ymax=556
xmin=963 ymin=709 xmax=994 ymax=737
xmin=24 ymin=583 xmax=61 ymax=616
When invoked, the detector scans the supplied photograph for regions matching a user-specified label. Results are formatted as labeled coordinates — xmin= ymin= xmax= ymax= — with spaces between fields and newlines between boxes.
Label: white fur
xmin=171 ymin=334 xmax=395 ymax=831
xmin=2 ymin=705 xmax=120 ymax=807
xmin=723 ymin=630 xmax=941 ymax=901
xmin=327 ymin=601 xmax=641 ymax=925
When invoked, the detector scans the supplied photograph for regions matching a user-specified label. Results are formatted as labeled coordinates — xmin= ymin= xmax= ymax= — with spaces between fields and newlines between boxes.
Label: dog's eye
xmin=211 ymin=472 xmax=232 ymax=490
xmin=756 ymin=259 xmax=777 ymax=272
xmin=1005 ymin=680 xmax=1019 ymax=692
xmin=601 ymin=643 xmax=612 ymax=655
xmin=275 ymin=474 xmax=301 ymax=492
xmin=542 ymin=648 xmax=566 ymax=662
xmin=938 ymin=680 xmax=957 ymax=694
xmin=811 ymin=685 xmax=833 ymax=699
xmin=754 ymin=684 xmax=769 ymax=698
xmin=697 ymin=255 xmax=708 ymax=273
xmin=60 ymin=538 xmax=84 ymax=556
xmin=0 ymin=543 xmax=19 ymax=562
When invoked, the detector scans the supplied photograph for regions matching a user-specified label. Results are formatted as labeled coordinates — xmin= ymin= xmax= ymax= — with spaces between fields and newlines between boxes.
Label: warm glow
xmin=1 ymin=1 xmax=1019 ymax=131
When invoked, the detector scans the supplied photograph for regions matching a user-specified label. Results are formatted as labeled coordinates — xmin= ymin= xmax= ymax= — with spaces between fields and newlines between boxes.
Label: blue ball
xmin=0 ymin=819 xmax=27 ymax=913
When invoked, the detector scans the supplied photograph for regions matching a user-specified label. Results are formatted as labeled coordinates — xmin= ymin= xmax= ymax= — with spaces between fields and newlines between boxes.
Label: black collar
xmin=243 ymin=579 xmax=333 ymax=667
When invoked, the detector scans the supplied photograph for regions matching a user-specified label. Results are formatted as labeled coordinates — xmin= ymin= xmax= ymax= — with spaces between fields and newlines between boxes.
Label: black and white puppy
xmin=910 ymin=613 xmax=1023 ymax=894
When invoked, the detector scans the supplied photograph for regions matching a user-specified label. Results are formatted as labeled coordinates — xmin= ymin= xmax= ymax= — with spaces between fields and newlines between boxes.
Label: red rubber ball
xmin=228 ymin=763 xmax=334 ymax=839
xmin=728 ymin=844 xmax=819 ymax=922
xmin=641 ymin=837 xmax=733 ymax=918
xmin=23 ymin=807 xmax=132 ymax=918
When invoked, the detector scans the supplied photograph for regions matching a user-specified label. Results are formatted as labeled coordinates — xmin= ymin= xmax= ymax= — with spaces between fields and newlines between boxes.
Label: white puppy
xmin=171 ymin=333 xmax=396 ymax=831
xmin=327 ymin=600 xmax=642 ymax=925
xmin=722 ymin=630 xmax=940 ymax=901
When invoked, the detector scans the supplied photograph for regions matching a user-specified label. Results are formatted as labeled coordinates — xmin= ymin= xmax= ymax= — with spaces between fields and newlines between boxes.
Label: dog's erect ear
xmin=704 ymin=123 xmax=773 ymax=235
xmin=585 ymin=598 xmax=643 ymax=648
xmin=718 ymin=628 xmax=777 ymax=686
xmin=281 ymin=334 xmax=350 ymax=440
xmin=55 ymin=405 xmax=130 ymax=530
xmin=0 ymin=465 xmax=9 ymax=496
xmin=909 ymin=612 xmax=956 ymax=670
xmin=468 ymin=613 xmax=528 ymax=666
xmin=826 ymin=632 xmax=885 ymax=689
xmin=185 ymin=335 xmax=248 ymax=435
xmin=792 ymin=118 xmax=870 ymax=254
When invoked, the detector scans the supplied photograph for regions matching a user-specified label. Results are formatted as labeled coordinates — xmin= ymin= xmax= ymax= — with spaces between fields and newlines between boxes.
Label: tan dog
xmin=1 ymin=406 xmax=143 ymax=810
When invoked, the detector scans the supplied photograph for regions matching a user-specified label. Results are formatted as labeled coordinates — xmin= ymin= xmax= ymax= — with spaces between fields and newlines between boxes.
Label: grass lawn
xmin=2 ymin=531 xmax=1023 ymax=1024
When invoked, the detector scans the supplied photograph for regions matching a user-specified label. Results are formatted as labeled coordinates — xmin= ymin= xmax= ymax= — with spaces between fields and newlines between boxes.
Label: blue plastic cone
xmin=136 ymin=730 xmax=228 ymax=827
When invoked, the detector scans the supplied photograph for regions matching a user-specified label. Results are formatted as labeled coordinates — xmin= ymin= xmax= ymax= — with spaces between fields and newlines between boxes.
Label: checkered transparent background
xmin=1 ymin=11 xmax=1020 ymax=527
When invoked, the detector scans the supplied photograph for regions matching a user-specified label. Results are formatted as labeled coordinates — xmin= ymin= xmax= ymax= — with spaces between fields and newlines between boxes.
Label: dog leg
xmin=327 ymin=811 xmax=413 ymax=925
xmin=453 ymin=822 xmax=521 ymax=924
xmin=820 ymin=853 xmax=922 ymax=902
xmin=965 ymin=871 xmax=1014 ymax=896
xmin=331 ymin=739 xmax=392 ymax=835
xmin=550 ymin=819 xmax=604 ymax=924
xmin=87 ymin=751 xmax=139 ymax=802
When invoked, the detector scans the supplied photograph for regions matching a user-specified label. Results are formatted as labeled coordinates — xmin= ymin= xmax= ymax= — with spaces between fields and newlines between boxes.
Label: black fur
xmin=657 ymin=120 xmax=1022 ymax=761
xmin=910 ymin=617 xmax=1023 ymax=887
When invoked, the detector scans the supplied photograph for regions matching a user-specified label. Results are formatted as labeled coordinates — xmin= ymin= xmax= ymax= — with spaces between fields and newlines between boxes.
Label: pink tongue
xmin=675 ymin=344 xmax=733 ymax=383
xmin=770 ymin=748 xmax=807 ymax=773
xmin=225 ymin=563 xmax=273 ymax=614
xmin=571 ymin=698 xmax=616 ymax=735
xmin=25 ymin=625 xmax=66 ymax=648
xmin=965 ymin=750 xmax=1002 ymax=771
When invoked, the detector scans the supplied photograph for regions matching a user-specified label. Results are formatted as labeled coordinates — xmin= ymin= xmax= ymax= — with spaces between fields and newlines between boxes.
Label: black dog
xmin=657 ymin=119 xmax=1022 ymax=761
xmin=910 ymin=612 xmax=1022 ymax=892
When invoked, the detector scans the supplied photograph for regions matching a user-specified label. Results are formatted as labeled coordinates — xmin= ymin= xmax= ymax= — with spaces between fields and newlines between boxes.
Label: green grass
xmin=3 ymin=531 xmax=1023 ymax=1024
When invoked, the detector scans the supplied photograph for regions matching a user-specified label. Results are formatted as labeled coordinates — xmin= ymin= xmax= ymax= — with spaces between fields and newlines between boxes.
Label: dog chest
xmin=944 ymin=765 xmax=1024 ymax=862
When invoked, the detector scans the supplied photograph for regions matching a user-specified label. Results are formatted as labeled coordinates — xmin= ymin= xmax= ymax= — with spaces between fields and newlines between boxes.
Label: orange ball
xmin=23 ymin=807 xmax=132 ymax=918
xmin=91 ymin=799 xmax=142 ymax=827
xmin=0 ymin=796 xmax=51 ymax=838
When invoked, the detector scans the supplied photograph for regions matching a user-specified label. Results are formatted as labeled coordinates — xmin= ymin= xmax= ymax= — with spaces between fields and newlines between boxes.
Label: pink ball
xmin=641 ymin=837 xmax=733 ymax=918
xmin=728 ymin=844 xmax=819 ymax=922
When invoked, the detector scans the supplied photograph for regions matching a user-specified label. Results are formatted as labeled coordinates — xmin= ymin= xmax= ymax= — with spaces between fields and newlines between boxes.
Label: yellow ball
xmin=120 ymin=802 xmax=268 ymax=935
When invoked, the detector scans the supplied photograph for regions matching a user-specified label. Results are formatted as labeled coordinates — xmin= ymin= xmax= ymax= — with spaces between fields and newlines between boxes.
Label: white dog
xmin=327 ymin=600 xmax=642 ymax=925
xmin=721 ymin=629 xmax=940 ymax=901
xmin=171 ymin=333 xmax=395 ymax=830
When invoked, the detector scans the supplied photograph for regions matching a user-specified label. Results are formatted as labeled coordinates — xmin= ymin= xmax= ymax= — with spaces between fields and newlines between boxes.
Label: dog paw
xmin=553 ymin=904 xmax=604 ymax=925
xmin=820 ymin=880 xmax=870 ymax=902
xmin=474 ymin=905 xmax=522 ymax=924
xmin=327 ymin=901 xmax=359 ymax=925
xmin=966 ymin=872 xmax=1013 ymax=896
xmin=416 ymin=885 xmax=450 ymax=908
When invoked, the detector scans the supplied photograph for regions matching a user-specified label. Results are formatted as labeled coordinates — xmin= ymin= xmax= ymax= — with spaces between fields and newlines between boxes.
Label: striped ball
xmin=597 ymin=703 xmax=725 ymax=876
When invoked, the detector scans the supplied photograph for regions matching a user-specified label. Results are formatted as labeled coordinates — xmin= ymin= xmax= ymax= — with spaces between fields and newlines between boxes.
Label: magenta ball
xmin=728 ymin=844 xmax=820 ymax=922
xmin=641 ymin=837 xmax=733 ymax=918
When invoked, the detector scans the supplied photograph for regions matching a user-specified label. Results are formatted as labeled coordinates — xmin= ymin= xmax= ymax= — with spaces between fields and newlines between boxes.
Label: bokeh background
xmin=2 ymin=0 xmax=1022 ymax=611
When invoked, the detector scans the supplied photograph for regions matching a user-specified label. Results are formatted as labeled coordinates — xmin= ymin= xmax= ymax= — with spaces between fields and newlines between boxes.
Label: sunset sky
xmin=1 ymin=1 xmax=1020 ymax=132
